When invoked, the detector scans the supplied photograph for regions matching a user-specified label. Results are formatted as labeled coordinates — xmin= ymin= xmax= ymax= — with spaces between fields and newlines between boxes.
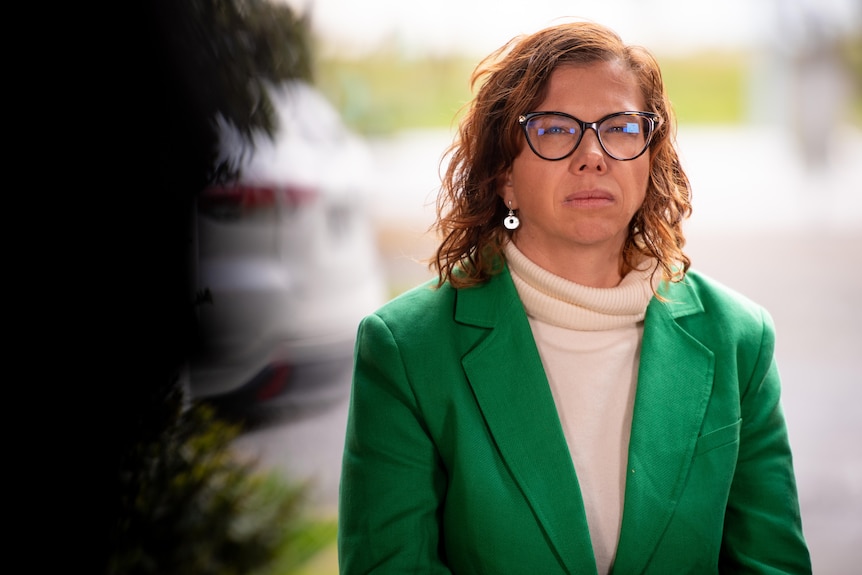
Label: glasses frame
xmin=518 ymin=111 xmax=660 ymax=162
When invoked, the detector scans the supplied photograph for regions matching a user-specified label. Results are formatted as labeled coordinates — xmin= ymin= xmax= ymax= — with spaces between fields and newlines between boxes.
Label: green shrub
xmin=109 ymin=384 xmax=335 ymax=575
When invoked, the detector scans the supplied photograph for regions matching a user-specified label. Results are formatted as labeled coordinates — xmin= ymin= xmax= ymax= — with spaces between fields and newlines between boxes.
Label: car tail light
xmin=253 ymin=364 xmax=294 ymax=401
xmin=198 ymin=184 xmax=317 ymax=220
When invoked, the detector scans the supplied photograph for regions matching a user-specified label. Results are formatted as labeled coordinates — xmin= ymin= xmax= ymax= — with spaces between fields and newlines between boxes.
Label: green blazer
xmin=338 ymin=267 xmax=811 ymax=574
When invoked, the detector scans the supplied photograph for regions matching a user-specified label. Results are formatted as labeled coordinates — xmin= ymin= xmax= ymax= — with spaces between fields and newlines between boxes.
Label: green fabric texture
xmin=338 ymin=266 xmax=811 ymax=574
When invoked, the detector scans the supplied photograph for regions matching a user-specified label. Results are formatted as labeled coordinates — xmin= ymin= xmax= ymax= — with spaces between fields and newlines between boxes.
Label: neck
xmin=512 ymin=238 xmax=626 ymax=288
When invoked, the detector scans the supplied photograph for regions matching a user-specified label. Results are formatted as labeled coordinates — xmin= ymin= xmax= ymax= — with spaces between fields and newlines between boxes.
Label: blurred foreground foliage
xmin=110 ymin=383 xmax=336 ymax=575
xmin=158 ymin=0 xmax=313 ymax=184
xmin=178 ymin=0 xmax=313 ymax=138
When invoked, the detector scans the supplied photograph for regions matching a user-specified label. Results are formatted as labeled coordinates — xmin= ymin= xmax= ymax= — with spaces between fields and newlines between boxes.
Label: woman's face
xmin=500 ymin=60 xmax=650 ymax=285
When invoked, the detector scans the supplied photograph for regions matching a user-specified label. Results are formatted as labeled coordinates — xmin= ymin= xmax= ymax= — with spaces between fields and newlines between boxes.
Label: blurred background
xmin=113 ymin=1 xmax=861 ymax=574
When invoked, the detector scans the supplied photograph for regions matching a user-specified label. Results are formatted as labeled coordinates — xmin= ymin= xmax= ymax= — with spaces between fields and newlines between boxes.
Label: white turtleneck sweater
xmin=504 ymin=241 xmax=658 ymax=575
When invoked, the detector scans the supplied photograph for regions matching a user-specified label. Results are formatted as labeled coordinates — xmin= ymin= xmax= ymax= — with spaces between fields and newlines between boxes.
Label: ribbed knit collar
xmin=504 ymin=241 xmax=658 ymax=331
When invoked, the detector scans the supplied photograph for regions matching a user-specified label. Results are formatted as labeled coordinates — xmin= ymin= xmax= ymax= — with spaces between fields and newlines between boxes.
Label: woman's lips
xmin=564 ymin=189 xmax=615 ymax=207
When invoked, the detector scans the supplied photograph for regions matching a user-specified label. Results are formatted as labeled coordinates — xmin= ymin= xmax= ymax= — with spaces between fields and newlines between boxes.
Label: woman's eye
xmin=539 ymin=125 xmax=572 ymax=135
xmin=606 ymin=122 xmax=640 ymax=134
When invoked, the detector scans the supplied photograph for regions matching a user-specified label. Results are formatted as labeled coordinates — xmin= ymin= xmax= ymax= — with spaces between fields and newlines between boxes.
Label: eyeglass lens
xmin=524 ymin=113 xmax=652 ymax=160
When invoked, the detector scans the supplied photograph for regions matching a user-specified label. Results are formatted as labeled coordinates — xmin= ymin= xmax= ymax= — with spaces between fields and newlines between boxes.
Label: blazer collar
xmin=456 ymin=268 xmax=713 ymax=575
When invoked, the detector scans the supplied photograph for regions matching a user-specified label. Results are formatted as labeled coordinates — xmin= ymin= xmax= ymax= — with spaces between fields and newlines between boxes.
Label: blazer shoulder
xmin=359 ymin=278 xmax=462 ymax=351
xmin=681 ymin=269 xmax=772 ymax=322
xmin=362 ymin=270 xmax=519 ymax=354
xmin=663 ymin=268 xmax=776 ymax=349
xmin=372 ymin=277 xmax=455 ymax=324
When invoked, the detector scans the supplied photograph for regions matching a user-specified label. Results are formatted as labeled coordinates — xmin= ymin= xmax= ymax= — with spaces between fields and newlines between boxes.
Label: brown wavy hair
xmin=432 ymin=21 xmax=692 ymax=289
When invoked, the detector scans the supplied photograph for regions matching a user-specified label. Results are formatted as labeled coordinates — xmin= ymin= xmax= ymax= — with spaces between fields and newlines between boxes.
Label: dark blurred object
xmin=111 ymin=0 xmax=317 ymax=421
xmin=188 ymin=79 xmax=386 ymax=413
xmin=162 ymin=0 xmax=314 ymax=154
xmin=104 ymin=1 xmax=333 ymax=573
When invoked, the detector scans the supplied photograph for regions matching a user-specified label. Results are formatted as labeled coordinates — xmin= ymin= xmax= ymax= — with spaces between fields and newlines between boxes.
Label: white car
xmin=187 ymin=80 xmax=387 ymax=411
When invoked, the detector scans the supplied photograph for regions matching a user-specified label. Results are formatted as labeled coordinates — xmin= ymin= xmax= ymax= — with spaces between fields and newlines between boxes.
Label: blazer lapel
xmin=457 ymin=270 xmax=599 ymax=575
xmin=612 ymin=280 xmax=715 ymax=575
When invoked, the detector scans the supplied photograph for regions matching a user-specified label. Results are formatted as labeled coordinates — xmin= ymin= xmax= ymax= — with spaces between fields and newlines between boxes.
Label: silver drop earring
xmin=503 ymin=201 xmax=520 ymax=230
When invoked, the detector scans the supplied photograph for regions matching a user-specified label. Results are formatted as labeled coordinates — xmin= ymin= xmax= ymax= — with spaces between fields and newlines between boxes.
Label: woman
xmin=338 ymin=21 xmax=811 ymax=574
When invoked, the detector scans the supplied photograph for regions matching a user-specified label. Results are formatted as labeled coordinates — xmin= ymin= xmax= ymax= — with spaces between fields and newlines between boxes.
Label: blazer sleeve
xmin=719 ymin=307 xmax=811 ymax=573
xmin=338 ymin=312 xmax=453 ymax=574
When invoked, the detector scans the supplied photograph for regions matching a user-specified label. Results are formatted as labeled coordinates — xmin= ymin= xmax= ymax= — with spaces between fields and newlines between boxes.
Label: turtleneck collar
xmin=504 ymin=241 xmax=659 ymax=331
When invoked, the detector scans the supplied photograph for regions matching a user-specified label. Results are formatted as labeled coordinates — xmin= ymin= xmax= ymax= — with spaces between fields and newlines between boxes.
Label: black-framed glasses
xmin=518 ymin=111 xmax=660 ymax=161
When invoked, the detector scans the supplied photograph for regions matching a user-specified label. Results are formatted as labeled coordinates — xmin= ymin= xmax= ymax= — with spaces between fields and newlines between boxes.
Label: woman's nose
xmin=571 ymin=130 xmax=606 ymax=172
